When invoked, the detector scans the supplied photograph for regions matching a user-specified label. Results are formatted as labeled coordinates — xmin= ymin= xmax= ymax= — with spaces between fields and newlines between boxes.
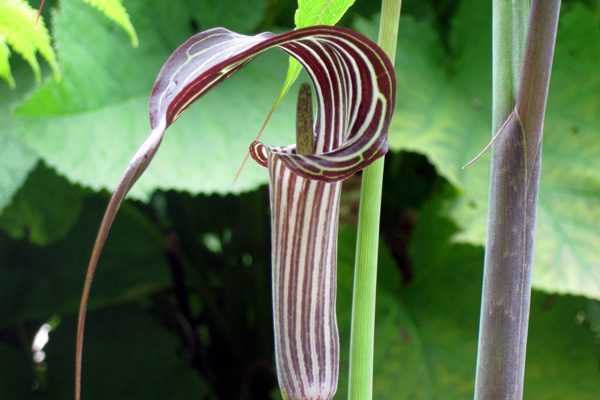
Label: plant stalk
xmin=347 ymin=0 xmax=401 ymax=399
xmin=474 ymin=1 xmax=561 ymax=399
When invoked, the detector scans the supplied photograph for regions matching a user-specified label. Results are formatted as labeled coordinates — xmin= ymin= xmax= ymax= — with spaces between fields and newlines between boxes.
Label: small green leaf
xmin=83 ymin=0 xmax=139 ymax=47
xmin=0 ymin=0 xmax=60 ymax=84
xmin=279 ymin=0 xmax=356 ymax=98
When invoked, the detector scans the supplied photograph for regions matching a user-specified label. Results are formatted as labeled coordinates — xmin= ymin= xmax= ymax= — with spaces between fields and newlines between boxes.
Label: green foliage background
xmin=0 ymin=0 xmax=599 ymax=398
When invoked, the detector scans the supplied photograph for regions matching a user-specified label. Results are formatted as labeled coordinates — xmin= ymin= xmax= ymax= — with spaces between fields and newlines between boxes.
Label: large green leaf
xmin=334 ymin=199 xmax=600 ymax=398
xmin=0 ymin=195 xmax=170 ymax=325
xmin=0 ymin=66 xmax=80 ymax=246
xmin=14 ymin=0 xmax=296 ymax=199
xmin=365 ymin=2 xmax=600 ymax=298
xmin=0 ymin=63 xmax=38 ymax=213
xmin=191 ymin=0 xmax=267 ymax=32
xmin=0 ymin=305 xmax=210 ymax=399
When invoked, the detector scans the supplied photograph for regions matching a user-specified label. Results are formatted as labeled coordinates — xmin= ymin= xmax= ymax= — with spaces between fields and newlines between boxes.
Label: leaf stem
xmin=347 ymin=0 xmax=401 ymax=399
xmin=474 ymin=1 xmax=561 ymax=399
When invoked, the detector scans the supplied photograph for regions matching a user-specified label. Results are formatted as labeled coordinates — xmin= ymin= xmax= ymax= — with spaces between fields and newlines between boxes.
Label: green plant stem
xmin=347 ymin=0 xmax=401 ymax=399
xmin=491 ymin=0 xmax=523 ymax=131
xmin=474 ymin=1 xmax=560 ymax=399
xmin=510 ymin=0 xmax=529 ymax=96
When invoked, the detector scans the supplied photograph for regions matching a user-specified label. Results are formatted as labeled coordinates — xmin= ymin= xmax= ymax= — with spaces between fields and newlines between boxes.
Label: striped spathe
xmin=75 ymin=24 xmax=396 ymax=400
xmin=268 ymin=156 xmax=341 ymax=399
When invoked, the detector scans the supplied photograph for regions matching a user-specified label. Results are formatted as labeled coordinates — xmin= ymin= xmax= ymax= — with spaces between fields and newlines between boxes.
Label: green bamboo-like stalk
xmin=474 ymin=1 xmax=560 ymax=398
xmin=510 ymin=0 xmax=529 ymax=97
xmin=347 ymin=0 xmax=401 ymax=399
xmin=490 ymin=0 xmax=526 ymax=131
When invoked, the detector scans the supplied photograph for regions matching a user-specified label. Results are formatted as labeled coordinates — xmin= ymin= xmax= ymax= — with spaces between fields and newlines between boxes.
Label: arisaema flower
xmin=76 ymin=26 xmax=395 ymax=400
